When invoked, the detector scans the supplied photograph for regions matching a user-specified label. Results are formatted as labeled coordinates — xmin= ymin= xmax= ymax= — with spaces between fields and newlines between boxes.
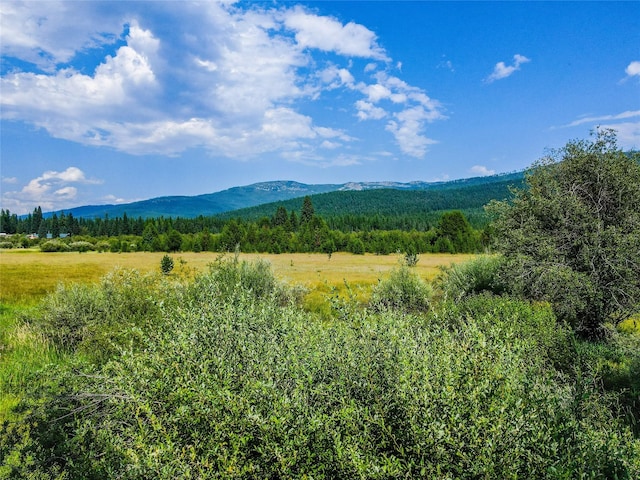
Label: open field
xmin=0 ymin=249 xmax=475 ymax=304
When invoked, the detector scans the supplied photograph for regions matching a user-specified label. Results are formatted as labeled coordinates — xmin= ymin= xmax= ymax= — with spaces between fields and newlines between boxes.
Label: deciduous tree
xmin=489 ymin=130 xmax=640 ymax=337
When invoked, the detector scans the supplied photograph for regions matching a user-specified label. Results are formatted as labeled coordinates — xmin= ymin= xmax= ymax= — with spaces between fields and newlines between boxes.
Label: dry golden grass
xmin=0 ymin=249 xmax=475 ymax=304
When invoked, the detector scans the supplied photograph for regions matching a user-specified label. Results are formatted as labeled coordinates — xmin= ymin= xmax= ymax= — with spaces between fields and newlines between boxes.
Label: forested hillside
xmin=217 ymin=176 xmax=523 ymax=229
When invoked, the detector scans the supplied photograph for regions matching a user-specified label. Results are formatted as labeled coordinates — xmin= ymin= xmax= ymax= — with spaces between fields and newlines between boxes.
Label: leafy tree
xmin=489 ymin=130 xmax=640 ymax=337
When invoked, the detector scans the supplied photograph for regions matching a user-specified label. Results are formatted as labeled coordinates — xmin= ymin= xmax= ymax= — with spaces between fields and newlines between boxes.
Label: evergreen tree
xmin=300 ymin=196 xmax=315 ymax=225
xmin=167 ymin=229 xmax=183 ymax=252
xmin=37 ymin=217 xmax=48 ymax=238
xmin=272 ymin=206 xmax=289 ymax=228
xmin=289 ymin=211 xmax=299 ymax=231
xmin=51 ymin=213 xmax=60 ymax=238
xmin=32 ymin=206 xmax=43 ymax=234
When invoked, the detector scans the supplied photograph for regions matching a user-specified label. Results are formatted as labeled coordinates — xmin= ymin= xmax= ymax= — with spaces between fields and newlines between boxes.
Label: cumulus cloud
xmin=355 ymin=100 xmax=387 ymax=120
xmin=625 ymin=61 xmax=640 ymax=78
xmin=470 ymin=165 xmax=496 ymax=176
xmin=282 ymin=6 xmax=389 ymax=60
xmin=486 ymin=54 xmax=530 ymax=83
xmin=0 ymin=1 xmax=125 ymax=71
xmin=0 ymin=1 xmax=445 ymax=167
xmin=386 ymin=106 xmax=439 ymax=158
xmin=2 ymin=167 xmax=101 ymax=214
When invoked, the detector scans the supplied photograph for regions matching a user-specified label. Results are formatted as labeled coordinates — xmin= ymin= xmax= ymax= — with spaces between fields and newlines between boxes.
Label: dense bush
xmin=436 ymin=254 xmax=506 ymax=302
xmin=2 ymin=260 xmax=639 ymax=478
xmin=32 ymin=269 xmax=174 ymax=362
xmin=68 ymin=240 xmax=95 ymax=252
xmin=369 ymin=265 xmax=432 ymax=313
xmin=39 ymin=239 xmax=71 ymax=252
xmin=489 ymin=130 xmax=640 ymax=337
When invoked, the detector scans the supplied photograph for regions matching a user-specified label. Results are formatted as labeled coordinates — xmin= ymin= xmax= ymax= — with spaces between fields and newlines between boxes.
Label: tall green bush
xmin=488 ymin=130 xmax=640 ymax=337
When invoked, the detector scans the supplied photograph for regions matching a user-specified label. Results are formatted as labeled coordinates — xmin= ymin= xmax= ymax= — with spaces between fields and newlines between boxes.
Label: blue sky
xmin=1 ymin=1 xmax=639 ymax=215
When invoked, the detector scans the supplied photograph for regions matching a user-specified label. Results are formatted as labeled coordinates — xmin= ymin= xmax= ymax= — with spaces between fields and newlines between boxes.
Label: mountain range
xmin=44 ymin=172 xmax=525 ymax=220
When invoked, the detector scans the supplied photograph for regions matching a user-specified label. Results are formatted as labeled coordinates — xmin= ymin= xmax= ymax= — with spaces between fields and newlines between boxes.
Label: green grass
xmin=0 ymin=303 xmax=64 ymax=422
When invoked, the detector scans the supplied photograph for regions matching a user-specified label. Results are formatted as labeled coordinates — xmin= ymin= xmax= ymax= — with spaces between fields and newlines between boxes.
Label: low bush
xmin=436 ymin=254 xmax=506 ymax=301
xmin=39 ymin=240 xmax=71 ymax=252
xmin=30 ymin=268 xmax=174 ymax=362
xmin=0 ymin=241 xmax=13 ymax=249
xmin=68 ymin=241 xmax=95 ymax=252
xmin=369 ymin=264 xmax=432 ymax=313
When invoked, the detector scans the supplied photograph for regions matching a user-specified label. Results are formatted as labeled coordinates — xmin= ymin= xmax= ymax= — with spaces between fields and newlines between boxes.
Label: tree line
xmin=1 ymin=198 xmax=485 ymax=254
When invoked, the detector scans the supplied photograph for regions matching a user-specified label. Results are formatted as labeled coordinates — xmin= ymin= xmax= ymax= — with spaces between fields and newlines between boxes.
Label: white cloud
xmin=556 ymin=111 xmax=640 ymax=149
xmin=486 ymin=54 xmax=530 ymax=83
xmin=0 ymin=1 xmax=125 ymax=71
xmin=1 ymin=167 xmax=101 ymax=214
xmin=0 ymin=1 xmax=446 ymax=165
xmin=598 ymin=122 xmax=640 ymax=150
xmin=561 ymin=110 xmax=640 ymax=128
xmin=282 ymin=6 xmax=389 ymax=60
xmin=355 ymin=100 xmax=387 ymax=120
xmin=625 ymin=61 xmax=640 ymax=78
xmin=386 ymin=106 xmax=439 ymax=158
xmin=2 ymin=176 xmax=18 ymax=184
xmin=102 ymin=194 xmax=133 ymax=204
xmin=470 ymin=165 xmax=496 ymax=176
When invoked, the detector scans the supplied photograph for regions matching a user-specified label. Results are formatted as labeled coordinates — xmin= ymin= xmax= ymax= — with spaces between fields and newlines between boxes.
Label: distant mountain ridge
xmin=43 ymin=172 xmax=525 ymax=219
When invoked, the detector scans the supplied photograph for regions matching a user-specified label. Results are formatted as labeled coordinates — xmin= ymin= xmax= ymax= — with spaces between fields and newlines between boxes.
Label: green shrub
xmin=189 ymin=254 xmax=303 ymax=307
xmin=436 ymin=254 xmax=506 ymax=302
xmin=39 ymin=240 xmax=71 ymax=252
xmin=69 ymin=241 xmax=95 ymax=252
xmin=31 ymin=269 xmax=171 ymax=361
xmin=0 ymin=241 xmax=13 ymax=249
xmin=160 ymin=254 xmax=174 ymax=275
xmin=369 ymin=265 xmax=432 ymax=312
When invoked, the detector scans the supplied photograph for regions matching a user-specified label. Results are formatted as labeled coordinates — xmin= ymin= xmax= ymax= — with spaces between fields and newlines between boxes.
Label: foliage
xmin=436 ymin=254 xmax=506 ymax=302
xmin=488 ymin=130 xmax=640 ymax=337
xmin=30 ymin=269 xmax=170 ymax=362
xmin=68 ymin=241 xmax=95 ymax=252
xmin=436 ymin=210 xmax=481 ymax=253
xmin=2 ymin=264 xmax=639 ymax=478
xmin=160 ymin=254 xmax=174 ymax=275
xmin=39 ymin=240 xmax=71 ymax=252
xmin=369 ymin=265 xmax=432 ymax=313
xmin=403 ymin=251 xmax=419 ymax=267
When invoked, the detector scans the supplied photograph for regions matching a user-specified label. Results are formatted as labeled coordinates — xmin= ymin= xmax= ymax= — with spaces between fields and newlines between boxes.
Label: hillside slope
xmin=44 ymin=172 xmax=524 ymax=219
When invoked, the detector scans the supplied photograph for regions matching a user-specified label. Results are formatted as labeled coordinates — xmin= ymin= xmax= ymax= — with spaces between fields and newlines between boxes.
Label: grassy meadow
xmin=0 ymin=249 xmax=473 ymax=304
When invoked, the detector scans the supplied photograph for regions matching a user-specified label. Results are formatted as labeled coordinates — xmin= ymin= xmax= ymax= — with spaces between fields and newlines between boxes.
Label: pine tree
xmin=300 ymin=196 xmax=315 ymax=225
